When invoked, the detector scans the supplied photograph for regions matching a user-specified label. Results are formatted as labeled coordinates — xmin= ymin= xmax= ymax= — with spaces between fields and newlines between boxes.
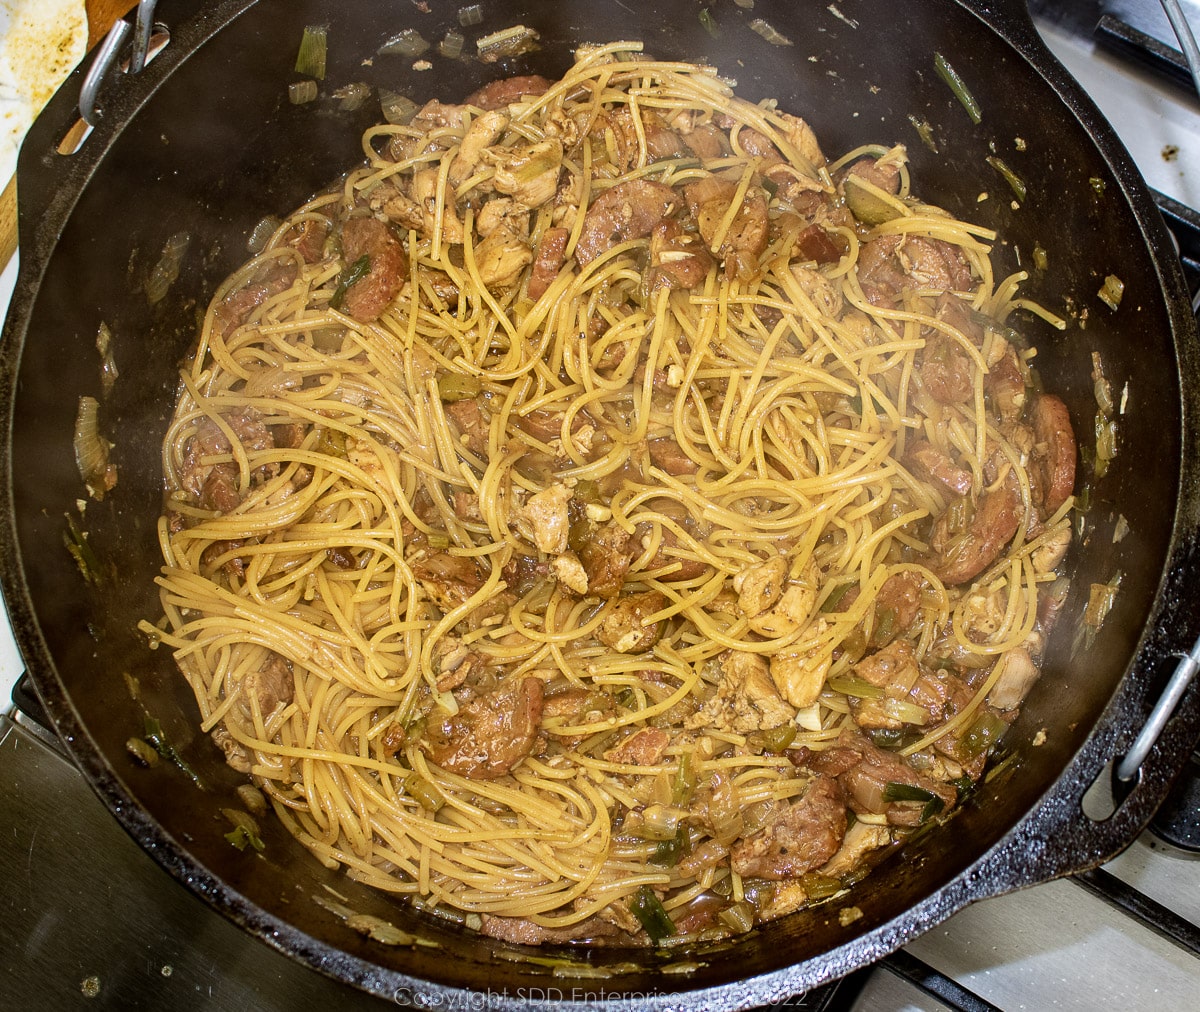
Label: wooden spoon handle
xmin=0 ymin=1 xmax=135 ymax=269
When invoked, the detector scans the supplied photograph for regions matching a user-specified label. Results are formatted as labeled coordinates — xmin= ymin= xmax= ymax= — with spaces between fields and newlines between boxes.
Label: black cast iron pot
xmin=3 ymin=0 xmax=1200 ymax=1007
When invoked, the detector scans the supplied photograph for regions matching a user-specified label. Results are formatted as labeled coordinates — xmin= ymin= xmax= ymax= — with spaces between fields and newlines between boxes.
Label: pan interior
xmin=4 ymin=0 xmax=1183 ymax=999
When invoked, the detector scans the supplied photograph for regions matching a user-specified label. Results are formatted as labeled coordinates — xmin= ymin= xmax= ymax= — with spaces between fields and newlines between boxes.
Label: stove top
xmin=2 ymin=4 xmax=1200 ymax=1010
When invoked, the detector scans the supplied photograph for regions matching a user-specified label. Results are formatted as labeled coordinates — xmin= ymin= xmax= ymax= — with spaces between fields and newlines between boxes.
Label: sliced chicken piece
xmin=687 ymin=650 xmax=796 ymax=734
xmin=515 ymin=482 xmax=573 ymax=554
xmin=472 ymin=225 xmax=532 ymax=289
xmin=486 ymin=138 xmax=563 ymax=209
xmin=448 ymin=109 xmax=510 ymax=188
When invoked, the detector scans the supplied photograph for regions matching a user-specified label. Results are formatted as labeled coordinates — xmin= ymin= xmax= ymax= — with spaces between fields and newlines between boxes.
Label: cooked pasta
xmin=142 ymin=44 xmax=1077 ymax=945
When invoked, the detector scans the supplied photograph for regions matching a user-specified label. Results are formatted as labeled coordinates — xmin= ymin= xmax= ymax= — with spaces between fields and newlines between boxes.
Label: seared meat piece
xmin=479 ymin=913 xmax=626 ymax=945
xmin=239 ymin=651 xmax=294 ymax=719
xmin=444 ymin=398 xmax=491 ymax=458
xmin=422 ymin=676 xmax=544 ymax=780
xmin=181 ymin=409 xmax=276 ymax=512
xmin=575 ymin=180 xmax=681 ymax=266
xmin=465 ymin=74 xmax=552 ymax=110
xmin=527 ymin=226 xmax=570 ymax=300
xmin=579 ymin=521 xmax=632 ymax=599
xmin=1031 ymin=394 xmax=1076 ymax=517
xmin=873 ymin=572 xmax=926 ymax=636
xmin=680 ymin=121 xmax=729 ymax=159
xmin=596 ymin=590 xmax=666 ymax=654
xmin=854 ymin=638 xmax=921 ymax=691
xmin=411 ymin=552 xmax=487 ymax=612
xmin=214 ymin=262 xmax=298 ymax=337
xmin=603 ymin=727 xmax=670 ymax=765
xmin=683 ymin=176 xmax=769 ymax=270
xmin=647 ymin=436 xmax=699 ymax=476
xmin=285 ymin=218 xmax=330 ymax=263
xmin=809 ymin=730 xmax=957 ymax=826
xmin=648 ymin=218 xmax=713 ymax=292
xmin=929 ymin=479 xmax=1022 ymax=586
xmin=794 ymin=223 xmax=846 ymax=265
xmin=339 ymin=216 xmax=408 ymax=323
xmin=905 ymin=439 xmax=972 ymax=496
xmin=986 ymin=344 xmax=1027 ymax=423
xmin=920 ymin=331 xmax=975 ymax=406
xmin=730 ymin=775 xmax=847 ymax=880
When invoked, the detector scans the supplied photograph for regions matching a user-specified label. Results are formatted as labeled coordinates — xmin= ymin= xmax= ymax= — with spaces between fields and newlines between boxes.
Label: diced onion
xmin=74 ymin=396 xmax=117 ymax=500
xmin=247 ymin=214 xmax=282 ymax=254
xmin=733 ymin=0 xmax=755 ymax=8
xmin=380 ymin=28 xmax=429 ymax=58
xmin=289 ymin=80 xmax=318 ymax=105
xmin=458 ymin=4 xmax=484 ymax=26
xmin=380 ymin=90 xmax=418 ymax=125
xmin=333 ymin=82 xmax=371 ymax=111
xmin=749 ymin=18 xmax=792 ymax=46
xmin=439 ymin=30 xmax=465 ymax=59
xmin=477 ymin=25 xmax=539 ymax=62
xmin=145 ymin=230 xmax=191 ymax=305
xmin=1098 ymin=273 xmax=1124 ymax=310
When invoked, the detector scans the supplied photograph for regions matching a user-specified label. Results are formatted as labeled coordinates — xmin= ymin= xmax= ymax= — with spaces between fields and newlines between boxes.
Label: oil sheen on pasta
xmin=145 ymin=43 xmax=1077 ymax=946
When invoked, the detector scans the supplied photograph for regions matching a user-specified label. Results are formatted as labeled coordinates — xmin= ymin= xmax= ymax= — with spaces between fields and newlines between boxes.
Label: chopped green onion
xmin=143 ymin=716 xmax=202 ymax=786
xmin=1032 ymin=243 xmax=1048 ymax=271
xmin=476 ymin=25 xmax=539 ymax=63
xmin=425 ymin=532 xmax=451 ymax=550
xmin=629 ymin=885 xmax=675 ymax=943
xmin=125 ymin=737 xmax=160 ymax=767
xmin=1084 ymin=572 xmax=1122 ymax=629
xmin=881 ymin=696 xmax=930 ymax=725
xmin=1098 ymin=273 xmax=1124 ymax=311
xmin=920 ymin=796 xmax=945 ymax=823
xmin=295 ymin=25 xmax=328 ymax=81
xmin=827 ymin=675 xmax=884 ymax=699
xmin=1094 ymin=413 xmax=1118 ymax=477
xmin=437 ymin=373 xmax=483 ymax=402
xmin=650 ymin=825 xmax=691 ymax=867
xmin=749 ymin=18 xmax=793 ymax=46
xmin=330 ymin=253 xmax=371 ymax=310
xmin=985 ymin=155 xmax=1027 ymax=202
xmin=799 ymin=871 xmax=843 ymax=901
xmin=820 ymin=581 xmax=855 ymax=613
xmin=288 ymin=80 xmax=318 ymax=105
xmin=907 ymin=114 xmax=938 ymax=153
xmin=699 ymin=8 xmax=720 ymax=37
xmin=951 ymin=774 xmax=976 ymax=802
xmin=718 ymin=900 xmax=755 ymax=933
xmin=873 ymin=606 xmax=896 ymax=642
xmin=1089 ymin=176 xmax=1107 ymax=196
xmin=636 ymin=804 xmax=686 ymax=841
xmin=405 ymin=773 xmax=444 ymax=812
xmin=934 ymin=52 xmax=982 ymax=125
xmin=671 ymin=752 xmax=696 ymax=806
xmin=881 ymin=781 xmax=937 ymax=803
xmin=747 ymin=723 xmax=797 ymax=754
xmin=64 ymin=512 xmax=104 ymax=584
xmin=960 ymin=711 xmax=1008 ymax=758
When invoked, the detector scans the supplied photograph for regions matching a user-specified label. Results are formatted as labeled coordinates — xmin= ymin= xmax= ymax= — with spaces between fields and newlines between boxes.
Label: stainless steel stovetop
xmin=2 ymin=4 xmax=1199 ymax=1009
